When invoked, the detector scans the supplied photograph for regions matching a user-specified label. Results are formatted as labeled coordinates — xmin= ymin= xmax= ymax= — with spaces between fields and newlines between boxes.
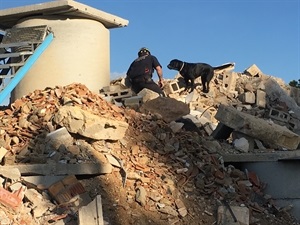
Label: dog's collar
xmin=179 ymin=62 xmax=185 ymax=72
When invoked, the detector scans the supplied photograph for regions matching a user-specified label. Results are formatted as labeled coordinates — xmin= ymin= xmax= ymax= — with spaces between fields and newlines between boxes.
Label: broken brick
xmin=247 ymin=171 xmax=260 ymax=187
xmin=0 ymin=187 xmax=23 ymax=211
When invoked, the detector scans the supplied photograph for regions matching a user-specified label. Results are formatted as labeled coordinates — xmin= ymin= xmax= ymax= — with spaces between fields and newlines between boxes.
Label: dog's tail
xmin=213 ymin=62 xmax=235 ymax=73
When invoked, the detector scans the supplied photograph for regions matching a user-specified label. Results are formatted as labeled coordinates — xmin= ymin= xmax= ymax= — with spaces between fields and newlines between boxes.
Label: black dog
xmin=167 ymin=59 xmax=229 ymax=93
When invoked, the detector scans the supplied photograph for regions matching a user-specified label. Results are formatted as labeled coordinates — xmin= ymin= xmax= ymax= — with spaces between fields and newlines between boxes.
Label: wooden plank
xmin=78 ymin=195 xmax=103 ymax=225
xmin=0 ymin=162 xmax=112 ymax=176
xmin=220 ymin=149 xmax=300 ymax=162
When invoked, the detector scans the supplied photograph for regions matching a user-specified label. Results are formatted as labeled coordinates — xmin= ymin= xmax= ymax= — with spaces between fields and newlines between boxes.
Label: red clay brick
xmin=0 ymin=187 xmax=22 ymax=210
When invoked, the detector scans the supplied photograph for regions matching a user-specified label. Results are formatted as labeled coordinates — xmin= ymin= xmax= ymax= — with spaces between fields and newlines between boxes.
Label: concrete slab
xmin=217 ymin=205 xmax=249 ymax=225
xmin=0 ymin=0 xmax=128 ymax=30
xmin=0 ymin=162 xmax=112 ymax=176
xmin=22 ymin=175 xmax=66 ymax=189
xmin=221 ymin=149 xmax=300 ymax=162
xmin=215 ymin=104 xmax=300 ymax=150
xmin=79 ymin=195 xmax=103 ymax=225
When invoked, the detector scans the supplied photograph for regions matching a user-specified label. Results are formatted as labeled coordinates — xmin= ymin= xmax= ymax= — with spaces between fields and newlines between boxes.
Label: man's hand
xmin=158 ymin=78 xmax=164 ymax=88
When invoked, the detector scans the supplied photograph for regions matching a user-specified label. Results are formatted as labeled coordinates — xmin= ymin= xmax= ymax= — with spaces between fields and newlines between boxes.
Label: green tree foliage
xmin=289 ymin=79 xmax=300 ymax=88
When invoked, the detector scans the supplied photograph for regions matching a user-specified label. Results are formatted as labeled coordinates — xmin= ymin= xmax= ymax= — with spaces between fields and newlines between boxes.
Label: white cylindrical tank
xmin=11 ymin=16 xmax=110 ymax=101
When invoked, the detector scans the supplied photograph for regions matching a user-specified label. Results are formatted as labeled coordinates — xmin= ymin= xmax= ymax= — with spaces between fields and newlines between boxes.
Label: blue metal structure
xmin=0 ymin=32 xmax=53 ymax=104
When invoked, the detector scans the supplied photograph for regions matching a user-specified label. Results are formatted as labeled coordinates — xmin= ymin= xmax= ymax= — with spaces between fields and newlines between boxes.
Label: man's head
xmin=138 ymin=47 xmax=150 ymax=57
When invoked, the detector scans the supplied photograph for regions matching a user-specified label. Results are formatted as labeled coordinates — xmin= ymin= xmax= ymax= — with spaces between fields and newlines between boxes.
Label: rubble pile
xmin=0 ymin=64 xmax=299 ymax=225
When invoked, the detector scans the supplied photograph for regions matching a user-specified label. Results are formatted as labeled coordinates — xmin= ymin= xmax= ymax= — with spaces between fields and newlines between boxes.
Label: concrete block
xmin=166 ymin=80 xmax=183 ymax=94
xmin=138 ymin=88 xmax=160 ymax=103
xmin=257 ymin=81 xmax=265 ymax=90
xmin=123 ymin=96 xmax=142 ymax=108
xmin=222 ymin=71 xmax=237 ymax=92
xmin=256 ymin=90 xmax=266 ymax=108
xmin=269 ymin=108 xmax=290 ymax=123
xmin=289 ymin=117 xmax=298 ymax=131
xmin=239 ymin=92 xmax=255 ymax=104
xmin=101 ymin=85 xmax=121 ymax=93
xmin=203 ymin=122 xmax=215 ymax=135
xmin=102 ymin=88 xmax=133 ymax=101
xmin=244 ymin=64 xmax=262 ymax=77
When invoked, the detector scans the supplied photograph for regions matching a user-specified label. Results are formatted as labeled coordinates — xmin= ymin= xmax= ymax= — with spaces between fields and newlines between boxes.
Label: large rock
xmin=53 ymin=105 xmax=128 ymax=141
xmin=140 ymin=97 xmax=190 ymax=123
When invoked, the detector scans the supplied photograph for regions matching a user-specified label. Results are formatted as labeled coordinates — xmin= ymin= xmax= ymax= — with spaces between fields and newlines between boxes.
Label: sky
xmin=0 ymin=0 xmax=299 ymax=84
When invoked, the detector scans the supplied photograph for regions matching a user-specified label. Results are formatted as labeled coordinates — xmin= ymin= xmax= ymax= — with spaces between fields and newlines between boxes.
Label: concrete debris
xmin=140 ymin=97 xmax=190 ymax=123
xmin=233 ymin=137 xmax=250 ymax=153
xmin=0 ymin=146 xmax=7 ymax=162
xmin=218 ymin=205 xmax=249 ymax=225
xmin=78 ymin=195 xmax=104 ymax=225
xmin=45 ymin=127 xmax=73 ymax=150
xmin=0 ymin=63 xmax=299 ymax=224
xmin=215 ymin=104 xmax=300 ymax=150
xmin=1 ymin=162 xmax=113 ymax=176
xmin=25 ymin=188 xmax=56 ymax=218
xmin=135 ymin=186 xmax=147 ymax=206
xmin=137 ymin=88 xmax=160 ymax=103
xmin=53 ymin=105 xmax=129 ymax=141
xmin=0 ymin=167 xmax=21 ymax=180
xmin=244 ymin=64 xmax=262 ymax=77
